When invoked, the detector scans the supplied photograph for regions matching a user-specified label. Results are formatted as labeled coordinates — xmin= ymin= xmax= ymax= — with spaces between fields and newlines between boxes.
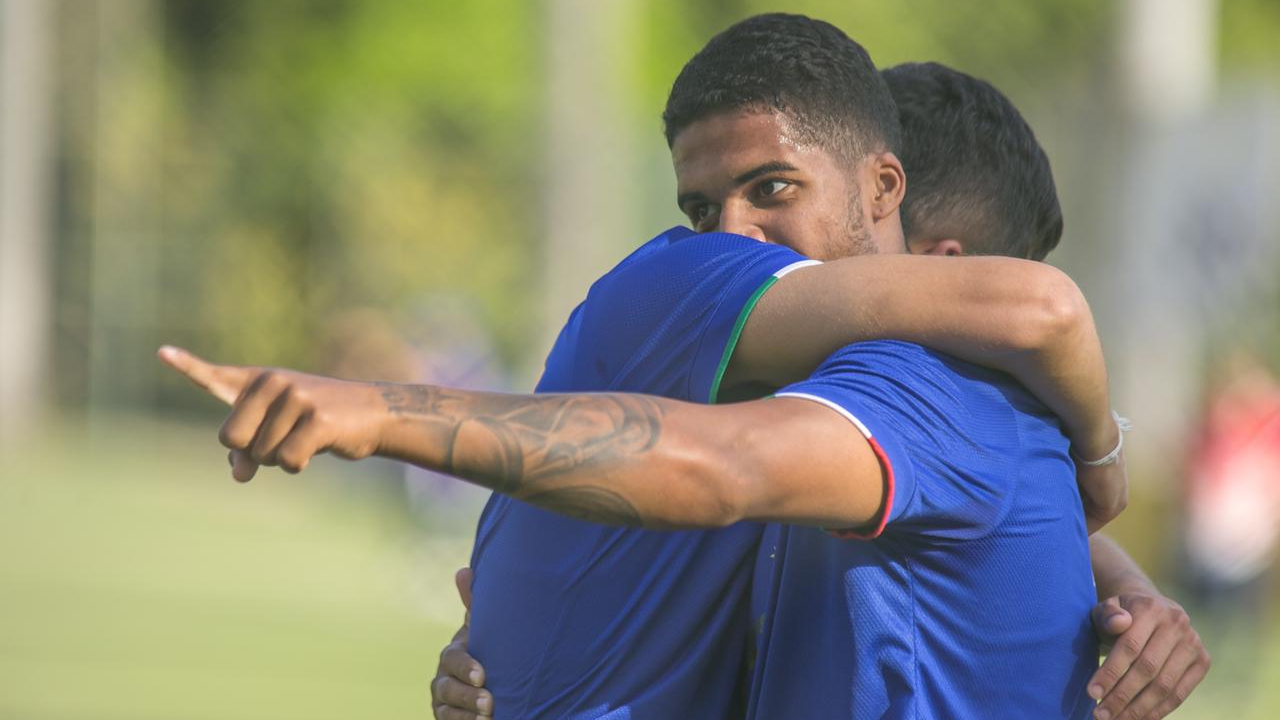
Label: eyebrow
xmin=733 ymin=161 xmax=798 ymax=185
xmin=676 ymin=160 xmax=801 ymax=210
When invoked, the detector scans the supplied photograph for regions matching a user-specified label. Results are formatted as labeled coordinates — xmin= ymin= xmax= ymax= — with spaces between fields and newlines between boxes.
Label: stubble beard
xmin=824 ymin=183 xmax=876 ymax=260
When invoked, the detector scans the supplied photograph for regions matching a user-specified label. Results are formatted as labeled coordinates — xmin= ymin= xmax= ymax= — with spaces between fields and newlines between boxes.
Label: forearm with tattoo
xmin=377 ymin=385 xmax=686 ymax=527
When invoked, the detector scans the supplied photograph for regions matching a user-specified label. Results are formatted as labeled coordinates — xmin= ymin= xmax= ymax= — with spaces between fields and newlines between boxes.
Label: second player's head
xmin=663 ymin=13 xmax=907 ymax=260
xmin=882 ymin=62 xmax=1063 ymax=260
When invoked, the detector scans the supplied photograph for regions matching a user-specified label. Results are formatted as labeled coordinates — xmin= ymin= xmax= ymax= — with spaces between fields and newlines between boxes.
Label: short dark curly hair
xmin=662 ymin=13 xmax=900 ymax=163
xmin=883 ymin=62 xmax=1063 ymax=260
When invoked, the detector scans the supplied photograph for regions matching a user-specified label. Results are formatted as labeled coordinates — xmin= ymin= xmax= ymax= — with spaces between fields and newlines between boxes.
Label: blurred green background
xmin=3 ymin=0 xmax=1280 ymax=717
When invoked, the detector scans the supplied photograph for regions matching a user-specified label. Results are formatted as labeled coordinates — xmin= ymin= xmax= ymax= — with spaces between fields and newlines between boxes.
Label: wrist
xmin=1072 ymin=411 xmax=1133 ymax=465
xmin=1073 ymin=414 xmax=1120 ymax=461
xmin=369 ymin=381 xmax=407 ymax=457
xmin=1097 ymin=567 xmax=1158 ymax=599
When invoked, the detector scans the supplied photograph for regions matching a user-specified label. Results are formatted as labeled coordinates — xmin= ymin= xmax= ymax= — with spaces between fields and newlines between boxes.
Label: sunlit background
xmin=2 ymin=1 xmax=1280 ymax=718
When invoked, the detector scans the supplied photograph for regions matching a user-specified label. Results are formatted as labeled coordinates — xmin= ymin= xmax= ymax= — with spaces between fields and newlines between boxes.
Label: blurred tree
xmin=1220 ymin=0 xmax=1280 ymax=69
xmin=53 ymin=0 xmax=543 ymax=416
xmin=45 ymin=0 xmax=1280 ymax=419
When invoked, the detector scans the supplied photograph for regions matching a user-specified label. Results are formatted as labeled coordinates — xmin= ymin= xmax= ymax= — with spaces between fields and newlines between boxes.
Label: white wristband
xmin=1073 ymin=411 xmax=1133 ymax=467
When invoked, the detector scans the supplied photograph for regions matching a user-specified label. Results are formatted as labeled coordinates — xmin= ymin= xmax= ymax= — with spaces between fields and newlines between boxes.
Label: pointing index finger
xmin=157 ymin=345 xmax=251 ymax=406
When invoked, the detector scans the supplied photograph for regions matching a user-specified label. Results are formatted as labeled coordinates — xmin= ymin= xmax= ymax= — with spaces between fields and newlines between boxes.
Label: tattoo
xmin=379 ymin=384 xmax=663 ymax=524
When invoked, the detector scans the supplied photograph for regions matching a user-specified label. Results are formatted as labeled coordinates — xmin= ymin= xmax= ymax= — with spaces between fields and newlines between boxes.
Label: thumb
xmin=229 ymin=449 xmax=260 ymax=483
xmin=158 ymin=345 xmax=253 ymax=406
xmin=1092 ymin=596 xmax=1133 ymax=638
xmin=455 ymin=566 xmax=474 ymax=612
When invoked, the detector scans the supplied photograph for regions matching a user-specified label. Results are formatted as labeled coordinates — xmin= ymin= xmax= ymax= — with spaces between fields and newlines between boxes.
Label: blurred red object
xmin=1185 ymin=352 xmax=1280 ymax=586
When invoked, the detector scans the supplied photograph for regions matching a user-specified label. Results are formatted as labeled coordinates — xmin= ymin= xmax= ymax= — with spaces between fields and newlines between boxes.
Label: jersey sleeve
xmin=773 ymin=341 xmax=1023 ymax=542
xmin=576 ymin=228 xmax=817 ymax=403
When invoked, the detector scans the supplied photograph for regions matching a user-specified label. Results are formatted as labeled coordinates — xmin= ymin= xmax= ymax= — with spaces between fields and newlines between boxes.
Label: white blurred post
xmin=1113 ymin=0 xmax=1220 ymax=463
xmin=1119 ymin=0 xmax=1219 ymax=124
xmin=538 ymin=0 xmax=640 ymax=380
xmin=0 ymin=0 xmax=53 ymax=442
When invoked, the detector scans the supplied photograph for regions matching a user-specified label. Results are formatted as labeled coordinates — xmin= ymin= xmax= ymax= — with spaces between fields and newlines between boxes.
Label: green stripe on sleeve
xmin=707 ymin=275 xmax=780 ymax=404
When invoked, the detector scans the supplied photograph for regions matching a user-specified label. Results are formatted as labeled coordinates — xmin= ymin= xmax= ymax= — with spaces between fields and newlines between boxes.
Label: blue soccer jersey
xmin=747 ymin=341 xmax=1098 ymax=719
xmin=468 ymin=227 xmax=816 ymax=719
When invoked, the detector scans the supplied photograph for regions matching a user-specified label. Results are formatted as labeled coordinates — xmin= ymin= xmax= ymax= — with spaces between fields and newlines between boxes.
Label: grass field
xmin=0 ymin=416 xmax=472 ymax=720
xmin=2 ymin=415 xmax=1279 ymax=718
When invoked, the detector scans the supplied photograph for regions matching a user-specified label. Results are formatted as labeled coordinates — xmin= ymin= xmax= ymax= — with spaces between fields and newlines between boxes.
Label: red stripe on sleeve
xmin=827 ymin=436 xmax=894 ymax=540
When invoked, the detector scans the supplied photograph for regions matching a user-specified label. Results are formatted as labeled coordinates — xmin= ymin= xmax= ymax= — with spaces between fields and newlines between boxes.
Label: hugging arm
xmin=1087 ymin=533 xmax=1211 ymax=719
xmin=727 ymin=254 xmax=1126 ymax=527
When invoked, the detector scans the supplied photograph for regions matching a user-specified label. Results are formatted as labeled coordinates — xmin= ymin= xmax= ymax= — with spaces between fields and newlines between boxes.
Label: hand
xmin=1077 ymin=450 xmax=1129 ymax=534
xmin=157 ymin=346 xmax=388 ymax=481
xmin=432 ymin=568 xmax=493 ymax=719
xmin=1088 ymin=592 xmax=1210 ymax=720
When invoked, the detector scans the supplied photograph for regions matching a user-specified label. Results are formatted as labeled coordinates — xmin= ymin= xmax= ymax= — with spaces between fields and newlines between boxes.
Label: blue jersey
xmin=469 ymin=227 xmax=816 ymax=719
xmin=747 ymin=341 xmax=1098 ymax=719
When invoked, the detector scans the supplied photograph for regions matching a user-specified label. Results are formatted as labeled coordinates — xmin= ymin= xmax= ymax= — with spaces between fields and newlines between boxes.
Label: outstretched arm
xmin=728 ymin=255 xmax=1126 ymax=527
xmin=159 ymin=346 xmax=884 ymax=530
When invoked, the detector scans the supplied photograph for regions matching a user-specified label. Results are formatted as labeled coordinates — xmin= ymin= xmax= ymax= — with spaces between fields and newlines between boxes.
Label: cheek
xmin=760 ymin=216 xmax=829 ymax=259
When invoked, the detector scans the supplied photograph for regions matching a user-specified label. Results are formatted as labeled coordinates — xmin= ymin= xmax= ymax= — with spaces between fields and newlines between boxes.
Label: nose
xmin=716 ymin=203 xmax=766 ymax=242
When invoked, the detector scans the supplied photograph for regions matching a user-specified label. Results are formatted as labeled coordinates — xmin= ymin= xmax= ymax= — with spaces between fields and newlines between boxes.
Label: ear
xmin=867 ymin=151 xmax=906 ymax=222
xmin=907 ymin=237 xmax=966 ymax=256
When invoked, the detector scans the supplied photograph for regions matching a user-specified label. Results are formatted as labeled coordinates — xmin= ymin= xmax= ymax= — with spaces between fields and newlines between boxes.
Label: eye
xmin=756 ymin=180 xmax=791 ymax=198
xmin=688 ymin=203 xmax=719 ymax=227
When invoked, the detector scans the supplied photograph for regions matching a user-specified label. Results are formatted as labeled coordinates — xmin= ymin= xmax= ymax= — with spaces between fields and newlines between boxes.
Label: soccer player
xmin=738 ymin=60 xmax=1200 ymax=719
xmin=162 ymin=15 xmax=1205 ymax=720
xmin=428 ymin=32 xmax=1206 ymax=720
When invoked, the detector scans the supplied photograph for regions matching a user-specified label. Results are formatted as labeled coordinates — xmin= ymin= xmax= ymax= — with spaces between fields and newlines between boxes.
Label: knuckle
xmin=277 ymin=448 xmax=302 ymax=473
xmin=1135 ymin=654 xmax=1161 ymax=678
xmin=1118 ymin=636 xmax=1145 ymax=658
xmin=250 ymin=441 xmax=275 ymax=465
xmin=251 ymin=370 xmax=278 ymax=393
xmin=1096 ymin=665 xmax=1122 ymax=686
xmin=219 ymin=425 xmax=249 ymax=449
xmin=440 ymin=681 xmax=475 ymax=707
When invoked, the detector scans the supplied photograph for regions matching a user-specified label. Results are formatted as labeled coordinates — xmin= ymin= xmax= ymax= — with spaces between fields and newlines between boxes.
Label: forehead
xmin=671 ymin=109 xmax=843 ymax=192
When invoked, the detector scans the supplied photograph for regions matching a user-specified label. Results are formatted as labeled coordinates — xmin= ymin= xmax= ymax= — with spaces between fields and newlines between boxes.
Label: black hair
xmin=662 ymin=13 xmax=900 ymax=162
xmin=883 ymin=62 xmax=1063 ymax=260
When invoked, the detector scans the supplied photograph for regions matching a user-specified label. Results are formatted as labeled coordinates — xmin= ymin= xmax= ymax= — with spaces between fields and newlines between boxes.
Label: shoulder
xmin=813 ymin=341 xmax=1032 ymax=413
xmin=785 ymin=341 xmax=1033 ymax=466
xmin=597 ymin=228 xmax=807 ymax=289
